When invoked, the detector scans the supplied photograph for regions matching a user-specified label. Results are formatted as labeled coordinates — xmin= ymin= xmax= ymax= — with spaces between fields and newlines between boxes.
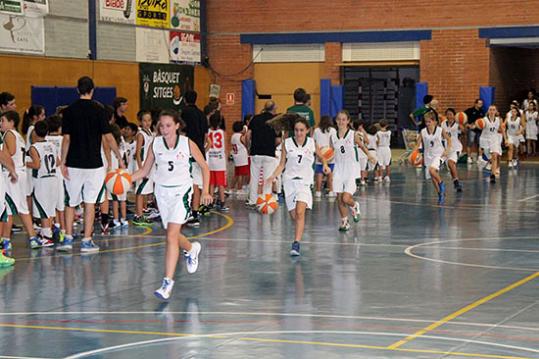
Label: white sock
xmin=82 ymin=237 xmax=92 ymax=242
xmin=41 ymin=228 xmax=52 ymax=238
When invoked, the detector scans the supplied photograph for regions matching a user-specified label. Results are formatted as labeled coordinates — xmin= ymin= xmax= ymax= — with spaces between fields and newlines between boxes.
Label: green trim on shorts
xmin=31 ymin=192 xmax=48 ymax=219
xmin=183 ymin=187 xmax=192 ymax=220
xmin=96 ymin=183 xmax=106 ymax=204
xmin=136 ymin=178 xmax=149 ymax=195
xmin=63 ymin=181 xmax=71 ymax=207
xmin=1 ymin=208 xmax=7 ymax=222
xmin=5 ymin=194 xmax=17 ymax=215
xmin=111 ymin=193 xmax=118 ymax=201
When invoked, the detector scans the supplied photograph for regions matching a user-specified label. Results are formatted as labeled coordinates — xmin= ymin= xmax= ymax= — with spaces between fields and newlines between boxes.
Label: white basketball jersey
xmin=376 ymin=130 xmax=391 ymax=147
xmin=421 ymin=126 xmax=445 ymax=158
xmin=3 ymin=130 xmax=26 ymax=173
xmin=124 ymin=140 xmax=137 ymax=174
xmin=25 ymin=125 xmax=34 ymax=162
xmin=283 ymin=137 xmax=315 ymax=184
xmin=45 ymin=135 xmax=63 ymax=155
xmin=31 ymin=141 xmax=58 ymax=179
xmin=331 ymin=129 xmax=357 ymax=169
xmin=314 ymin=127 xmax=336 ymax=164
xmin=356 ymin=131 xmax=367 ymax=159
xmin=507 ymin=117 xmax=521 ymax=136
xmin=138 ymin=129 xmax=154 ymax=165
xmin=481 ymin=117 xmax=500 ymax=139
xmin=441 ymin=121 xmax=462 ymax=152
xmin=152 ymin=135 xmax=192 ymax=187
xmin=230 ymin=133 xmax=248 ymax=167
xmin=207 ymin=128 xmax=226 ymax=171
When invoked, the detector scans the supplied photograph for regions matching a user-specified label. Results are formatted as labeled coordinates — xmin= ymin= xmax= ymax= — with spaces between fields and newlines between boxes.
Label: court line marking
xmin=14 ymin=212 xmax=234 ymax=262
xmin=387 ymin=271 xmax=539 ymax=350
xmin=57 ymin=329 xmax=539 ymax=359
xmin=518 ymin=194 xmax=539 ymax=202
xmin=405 ymin=239 xmax=539 ymax=272
xmin=0 ymin=356 xmax=51 ymax=359
xmin=1 ymin=311 xmax=539 ymax=333
xmin=422 ymin=246 xmax=539 ymax=254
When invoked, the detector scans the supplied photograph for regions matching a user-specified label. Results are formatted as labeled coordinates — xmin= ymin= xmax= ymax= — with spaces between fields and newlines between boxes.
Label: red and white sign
xmin=170 ymin=31 xmax=201 ymax=63
xmin=99 ymin=0 xmax=135 ymax=24
xmin=226 ymin=93 xmax=235 ymax=106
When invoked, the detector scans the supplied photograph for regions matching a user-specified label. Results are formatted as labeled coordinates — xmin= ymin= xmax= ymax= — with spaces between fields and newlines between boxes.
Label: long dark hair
xmin=22 ymin=105 xmax=44 ymax=135
xmin=318 ymin=115 xmax=333 ymax=133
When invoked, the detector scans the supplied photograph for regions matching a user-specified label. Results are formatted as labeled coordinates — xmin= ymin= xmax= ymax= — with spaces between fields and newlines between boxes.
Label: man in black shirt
xmin=113 ymin=97 xmax=129 ymax=129
xmin=246 ymin=101 xmax=280 ymax=206
xmin=59 ymin=76 xmax=123 ymax=253
xmin=464 ymin=99 xmax=485 ymax=163
xmin=181 ymin=90 xmax=208 ymax=226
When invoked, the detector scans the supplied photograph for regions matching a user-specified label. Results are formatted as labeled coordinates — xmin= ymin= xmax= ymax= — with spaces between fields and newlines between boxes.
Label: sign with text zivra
xmin=140 ymin=63 xmax=194 ymax=112
xmin=136 ymin=0 xmax=169 ymax=28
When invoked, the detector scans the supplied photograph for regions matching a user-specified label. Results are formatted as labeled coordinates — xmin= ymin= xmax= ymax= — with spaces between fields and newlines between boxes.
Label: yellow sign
xmin=136 ymin=0 xmax=169 ymax=28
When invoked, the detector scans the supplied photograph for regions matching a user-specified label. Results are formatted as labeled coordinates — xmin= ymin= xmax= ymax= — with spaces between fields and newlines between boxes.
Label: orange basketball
xmin=475 ymin=117 xmax=486 ymax=130
xmin=105 ymin=169 xmax=132 ymax=195
xmin=256 ymin=194 xmax=279 ymax=215
xmin=320 ymin=146 xmax=334 ymax=162
xmin=456 ymin=112 xmax=468 ymax=126
xmin=409 ymin=149 xmax=423 ymax=167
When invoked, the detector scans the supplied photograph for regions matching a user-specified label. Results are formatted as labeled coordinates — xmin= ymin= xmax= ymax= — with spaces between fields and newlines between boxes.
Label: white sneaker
xmin=508 ymin=161 xmax=513 ymax=168
xmin=327 ymin=191 xmax=336 ymax=198
xmin=485 ymin=162 xmax=492 ymax=171
xmin=360 ymin=179 xmax=366 ymax=186
xmin=339 ymin=219 xmax=351 ymax=232
xmin=351 ymin=201 xmax=361 ymax=222
xmin=185 ymin=242 xmax=201 ymax=274
xmin=374 ymin=177 xmax=381 ymax=182
xmin=314 ymin=191 xmax=322 ymax=198
xmin=383 ymin=176 xmax=391 ymax=183
xmin=154 ymin=277 xmax=174 ymax=301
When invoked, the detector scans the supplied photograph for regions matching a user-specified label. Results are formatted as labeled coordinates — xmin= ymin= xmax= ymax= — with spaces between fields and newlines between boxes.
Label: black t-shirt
xmin=465 ymin=106 xmax=485 ymax=131
xmin=249 ymin=111 xmax=278 ymax=157
xmin=62 ymin=99 xmax=111 ymax=169
xmin=114 ymin=112 xmax=129 ymax=129
xmin=182 ymin=104 xmax=208 ymax=154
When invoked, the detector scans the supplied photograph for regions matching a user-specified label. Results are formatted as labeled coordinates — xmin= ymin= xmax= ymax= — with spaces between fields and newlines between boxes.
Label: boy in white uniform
xmin=27 ymin=121 xmax=58 ymax=246
xmin=376 ymin=120 xmax=392 ymax=183
xmin=230 ymin=121 xmax=249 ymax=195
xmin=0 ymin=111 xmax=43 ymax=251
xmin=132 ymin=110 xmax=212 ymax=301
xmin=45 ymin=115 xmax=66 ymax=242
xmin=0 ymin=136 xmax=19 ymax=267
xmin=207 ymin=116 xmax=229 ymax=211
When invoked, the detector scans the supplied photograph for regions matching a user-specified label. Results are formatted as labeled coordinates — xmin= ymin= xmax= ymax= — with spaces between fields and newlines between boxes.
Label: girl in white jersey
xmin=441 ymin=108 xmax=463 ymax=192
xmin=267 ymin=116 xmax=322 ymax=256
xmin=505 ymin=107 xmax=524 ymax=168
xmin=22 ymin=105 xmax=45 ymax=218
xmin=330 ymin=111 xmax=374 ymax=232
xmin=525 ymin=102 xmax=537 ymax=155
xmin=376 ymin=120 xmax=392 ymax=183
xmin=476 ymin=105 xmax=503 ymax=183
xmin=313 ymin=115 xmax=336 ymax=198
xmin=352 ymin=120 xmax=369 ymax=186
xmin=132 ymin=110 xmax=212 ymax=301
xmin=133 ymin=111 xmax=155 ymax=226
xmin=230 ymin=121 xmax=249 ymax=195
xmin=0 ymin=111 xmax=43 ymax=251
xmin=415 ymin=111 xmax=451 ymax=204
xmin=0 ymin=139 xmax=18 ymax=267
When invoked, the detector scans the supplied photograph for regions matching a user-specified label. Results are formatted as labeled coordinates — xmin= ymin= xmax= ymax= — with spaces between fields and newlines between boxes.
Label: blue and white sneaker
xmin=438 ymin=182 xmax=446 ymax=205
xmin=57 ymin=236 xmax=73 ymax=252
xmin=1 ymin=238 xmax=12 ymax=252
xmin=80 ymin=239 xmax=100 ymax=253
xmin=290 ymin=241 xmax=300 ymax=256
xmin=29 ymin=236 xmax=43 ymax=249
xmin=154 ymin=277 xmax=174 ymax=301
xmin=185 ymin=242 xmax=201 ymax=274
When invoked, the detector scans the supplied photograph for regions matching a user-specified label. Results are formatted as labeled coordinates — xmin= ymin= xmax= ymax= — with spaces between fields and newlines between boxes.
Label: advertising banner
xmin=136 ymin=27 xmax=169 ymax=64
xmin=139 ymin=63 xmax=194 ymax=112
xmin=99 ymin=0 xmax=136 ymax=24
xmin=170 ymin=0 xmax=199 ymax=32
xmin=136 ymin=0 xmax=169 ymax=28
xmin=169 ymin=31 xmax=200 ymax=62
xmin=0 ymin=0 xmax=23 ymax=15
xmin=23 ymin=0 xmax=48 ymax=17
xmin=0 ymin=14 xmax=44 ymax=54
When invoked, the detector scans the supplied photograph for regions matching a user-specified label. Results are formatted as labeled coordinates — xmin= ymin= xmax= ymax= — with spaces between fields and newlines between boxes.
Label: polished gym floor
xmin=0 ymin=163 xmax=538 ymax=358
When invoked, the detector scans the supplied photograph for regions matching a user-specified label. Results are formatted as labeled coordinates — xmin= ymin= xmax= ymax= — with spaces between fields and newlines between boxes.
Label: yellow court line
xmin=15 ymin=212 xmax=234 ymax=261
xmin=0 ymin=323 xmax=534 ymax=359
xmin=387 ymin=271 xmax=539 ymax=350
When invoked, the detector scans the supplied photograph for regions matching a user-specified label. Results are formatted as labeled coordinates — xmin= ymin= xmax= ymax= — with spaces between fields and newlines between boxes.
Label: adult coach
xmin=246 ymin=101 xmax=280 ymax=206
xmin=181 ymin=90 xmax=208 ymax=227
xmin=464 ymin=98 xmax=485 ymax=163
xmin=58 ymin=76 xmax=123 ymax=253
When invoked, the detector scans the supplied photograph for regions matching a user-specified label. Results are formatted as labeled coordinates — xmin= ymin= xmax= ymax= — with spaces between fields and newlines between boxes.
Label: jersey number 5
xmin=168 ymin=161 xmax=174 ymax=172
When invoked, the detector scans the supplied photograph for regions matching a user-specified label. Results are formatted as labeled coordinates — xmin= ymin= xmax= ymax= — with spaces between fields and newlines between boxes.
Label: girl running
xmin=313 ymin=115 xmax=336 ymax=198
xmin=477 ymin=105 xmax=503 ymax=183
xmin=267 ymin=115 xmax=322 ymax=256
xmin=415 ymin=111 xmax=451 ymax=204
xmin=441 ymin=108 xmax=463 ymax=192
xmin=131 ymin=110 xmax=212 ymax=301
xmin=330 ymin=111 xmax=374 ymax=231
xmin=506 ymin=107 xmax=524 ymax=168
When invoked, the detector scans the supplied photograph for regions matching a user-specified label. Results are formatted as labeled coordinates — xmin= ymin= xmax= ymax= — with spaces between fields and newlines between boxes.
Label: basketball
xmin=475 ymin=117 xmax=486 ymax=129
xmin=320 ymin=146 xmax=335 ymax=162
xmin=105 ymin=169 xmax=132 ymax=195
xmin=256 ymin=194 xmax=279 ymax=214
xmin=409 ymin=149 xmax=423 ymax=167
xmin=456 ymin=112 xmax=468 ymax=125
